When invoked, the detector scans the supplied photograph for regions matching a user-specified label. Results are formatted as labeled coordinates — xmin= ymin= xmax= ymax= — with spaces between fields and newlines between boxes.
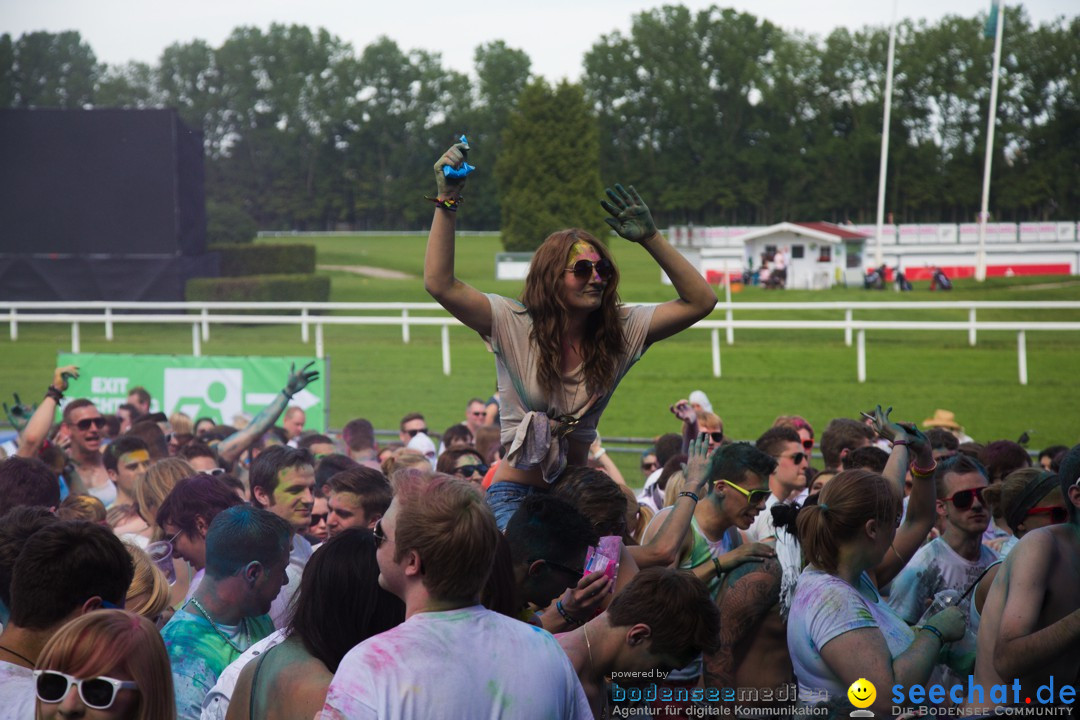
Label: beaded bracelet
xmin=45 ymin=386 xmax=64 ymax=402
xmin=919 ymin=624 xmax=944 ymax=646
xmin=679 ymin=490 xmax=700 ymax=503
xmin=555 ymin=600 xmax=583 ymax=627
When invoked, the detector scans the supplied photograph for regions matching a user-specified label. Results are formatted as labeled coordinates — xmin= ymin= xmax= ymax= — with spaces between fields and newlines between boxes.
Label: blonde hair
xmin=393 ymin=474 xmax=499 ymax=602
xmin=35 ymin=610 xmax=176 ymax=720
xmin=136 ymin=458 xmax=194 ymax=529
xmin=124 ymin=543 xmax=172 ymax=621
xmin=699 ymin=411 xmax=723 ymax=432
xmin=168 ymin=413 xmax=193 ymax=436
xmin=663 ymin=470 xmax=687 ymax=509
xmin=57 ymin=494 xmax=107 ymax=524
xmin=381 ymin=448 xmax=430 ymax=478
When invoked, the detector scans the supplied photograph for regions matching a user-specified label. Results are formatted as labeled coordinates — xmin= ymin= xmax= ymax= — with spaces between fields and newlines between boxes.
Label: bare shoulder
xmin=725 ymin=557 xmax=782 ymax=587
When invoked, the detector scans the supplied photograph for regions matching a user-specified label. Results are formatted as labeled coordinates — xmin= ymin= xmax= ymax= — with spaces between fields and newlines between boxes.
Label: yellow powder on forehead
xmin=567 ymin=240 xmax=598 ymax=264
xmin=119 ymin=450 xmax=150 ymax=464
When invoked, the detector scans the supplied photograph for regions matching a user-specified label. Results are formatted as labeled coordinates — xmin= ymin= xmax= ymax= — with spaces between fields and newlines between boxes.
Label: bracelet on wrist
xmin=591 ymin=448 xmax=606 ymax=460
xmin=712 ymin=555 xmax=724 ymax=577
xmin=282 ymin=389 xmax=294 ymax=400
xmin=910 ymin=461 xmax=937 ymax=478
xmin=892 ymin=439 xmax=910 ymax=447
xmin=919 ymin=624 xmax=945 ymax=646
xmin=425 ymin=195 xmax=462 ymax=212
xmin=45 ymin=386 xmax=64 ymax=402
xmin=555 ymin=599 xmax=583 ymax=627
xmin=678 ymin=490 xmax=700 ymax=503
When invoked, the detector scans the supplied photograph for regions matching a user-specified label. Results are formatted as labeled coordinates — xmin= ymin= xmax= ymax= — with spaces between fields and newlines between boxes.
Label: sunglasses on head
xmin=943 ymin=487 xmax=986 ymax=510
xmin=1025 ymin=506 xmax=1067 ymax=524
xmin=456 ymin=464 xmax=488 ymax=478
xmin=310 ymin=513 xmax=328 ymax=525
xmin=566 ymin=258 xmax=614 ymax=282
xmin=723 ymin=480 xmax=770 ymax=506
xmin=75 ymin=417 xmax=106 ymax=431
xmin=34 ymin=670 xmax=138 ymax=710
xmin=405 ymin=428 xmax=429 ymax=437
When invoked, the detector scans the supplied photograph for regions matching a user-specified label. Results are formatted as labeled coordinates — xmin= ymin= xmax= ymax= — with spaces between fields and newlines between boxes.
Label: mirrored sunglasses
xmin=34 ymin=670 xmax=138 ymax=710
xmin=566 ymin=258 xmax=614 ymax=282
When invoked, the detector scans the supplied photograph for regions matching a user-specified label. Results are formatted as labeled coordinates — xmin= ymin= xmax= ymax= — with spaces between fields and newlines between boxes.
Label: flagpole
xmin=874 ymin=0 xmax=899 ymax=268
xmin=976 ymin=0 xmax=1005 ymax=282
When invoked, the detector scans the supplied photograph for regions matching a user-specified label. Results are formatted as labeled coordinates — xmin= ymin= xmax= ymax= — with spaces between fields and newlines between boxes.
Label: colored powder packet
xmin=583 ymin=535 xmax=622 ymax=591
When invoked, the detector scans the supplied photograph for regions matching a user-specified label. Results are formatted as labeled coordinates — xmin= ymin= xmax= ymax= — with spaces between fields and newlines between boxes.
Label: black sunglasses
xmin=566 ymin=258 xmax=614 ymax=282
xmin=779 ymin=452 xmax=807 ymax=464
xmin=75 ymin=417 xmax=106 ymax=431
xmin=373 ymin=518 xmax=388 ymax=548
xmin=943 ymin=487 xmax=986 ymax=510
xmin=641 ymin=461 xmax=660 ymax=471
xmin=310 ymin=513 xmax=328 ymax=525
xmin=802 ymin=439 xmax=814 ymax=451
xmin=405 ymin=428 xmax=429 ymax=437
xmin=456 ymin=464 xmax=488 ymax=478
xmin=702 ymin=431 xmax=723 ymax=443
xmin=544 ymin=559 xmax=585 ymax=578
xmin=35 ymin=670 xmax=138 ymax=710
xmin=1025 ymin=506 xmax=1067 ymax=524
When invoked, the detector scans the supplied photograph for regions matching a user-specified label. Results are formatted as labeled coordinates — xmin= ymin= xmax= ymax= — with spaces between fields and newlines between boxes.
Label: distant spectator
xmin=0 ymin=456 xmax=59 ymax=515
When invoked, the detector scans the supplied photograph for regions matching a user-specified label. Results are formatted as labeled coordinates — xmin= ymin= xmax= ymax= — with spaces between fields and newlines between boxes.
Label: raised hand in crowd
xmin=216 ymin=361 xmax=319 ymax=465
xmin=16 ymin=365 xmax=79 ymax=459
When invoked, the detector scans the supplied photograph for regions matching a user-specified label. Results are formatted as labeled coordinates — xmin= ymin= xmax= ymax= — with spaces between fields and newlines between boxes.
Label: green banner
xmin=56 ymin=353 xmax=328 ymax=432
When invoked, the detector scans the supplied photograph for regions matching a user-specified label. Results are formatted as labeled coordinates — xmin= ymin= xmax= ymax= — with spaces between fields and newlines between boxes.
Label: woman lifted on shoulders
xmin=424 ymin=138 xmax=717 ymax=529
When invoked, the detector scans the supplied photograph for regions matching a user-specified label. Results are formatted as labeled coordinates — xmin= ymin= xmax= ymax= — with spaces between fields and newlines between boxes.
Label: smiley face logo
xmin=847 ymin=678 xmax=876 ymax=709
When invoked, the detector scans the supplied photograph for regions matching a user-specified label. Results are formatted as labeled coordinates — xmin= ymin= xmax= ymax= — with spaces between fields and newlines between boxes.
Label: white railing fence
xmin=4 ymin=300 xmax=1079 ymax=385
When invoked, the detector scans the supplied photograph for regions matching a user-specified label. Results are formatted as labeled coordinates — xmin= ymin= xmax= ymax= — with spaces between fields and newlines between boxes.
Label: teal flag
xmin=984 ymin=0 xmax=1000 ymax=39
xmin=56 ymin=353 xmax=328 ymax=431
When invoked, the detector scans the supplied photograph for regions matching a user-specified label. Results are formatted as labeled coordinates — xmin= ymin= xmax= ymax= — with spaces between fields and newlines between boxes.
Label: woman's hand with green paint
xmin=601 ymin=184 xmax=658 ymax=243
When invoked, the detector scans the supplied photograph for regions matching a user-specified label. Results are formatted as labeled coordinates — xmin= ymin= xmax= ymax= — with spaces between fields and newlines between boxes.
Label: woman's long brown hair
xmin=520 ymin=229 xmax=626 ymax=400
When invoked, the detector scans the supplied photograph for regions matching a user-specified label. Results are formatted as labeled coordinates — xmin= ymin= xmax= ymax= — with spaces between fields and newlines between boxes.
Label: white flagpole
xmin=875 ymin=0 xmax=899 ymax=268
xmin=976 ymin=1 xmax=1005 ymax=282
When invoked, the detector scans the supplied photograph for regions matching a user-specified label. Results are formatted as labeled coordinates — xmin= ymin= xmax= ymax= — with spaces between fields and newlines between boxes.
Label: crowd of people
xmin=0 ymin=143 xmax=1076 ymax=719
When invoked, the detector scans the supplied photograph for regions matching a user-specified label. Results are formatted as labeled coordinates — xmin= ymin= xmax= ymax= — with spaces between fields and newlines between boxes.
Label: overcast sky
xmin=4 ymin=0 xmax=1075 ymax=81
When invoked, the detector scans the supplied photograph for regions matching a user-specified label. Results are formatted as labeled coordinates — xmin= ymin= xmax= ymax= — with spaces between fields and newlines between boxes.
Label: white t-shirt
xmin=269 ymin=535 xmax=313 ymax=629
xmin=0 ymin=660 xmax=35 ymax=720
xmin=788 ymin=567 xmax=915 ymax=703
xmin=886 ymin=537 xmax=998 ymax=624
xmin=323 ymin=605 xmax=591 ymax=720
xmin=200 ymin=628 xmax=287 ymax=720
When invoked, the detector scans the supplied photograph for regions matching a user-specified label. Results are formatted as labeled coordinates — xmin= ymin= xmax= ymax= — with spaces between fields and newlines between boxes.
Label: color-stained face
xmin=111 ymin=450 xmax=150 ymax=496
xmin=560 ymin=241 xmax=607 ymax=312
xmin=263 ymin=465 xmax=315 ymax=532
xmin=847 ymin=678 xmax=876 ymax=709
xmin=719 ymin=474 xmax=770 ymax=530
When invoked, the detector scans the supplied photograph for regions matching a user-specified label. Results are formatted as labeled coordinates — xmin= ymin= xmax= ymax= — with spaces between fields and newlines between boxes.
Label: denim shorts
xmin=486 ymin=482 xmax=546 ymax=531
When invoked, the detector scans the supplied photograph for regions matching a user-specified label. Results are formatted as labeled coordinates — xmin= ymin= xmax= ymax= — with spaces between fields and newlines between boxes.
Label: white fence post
xmin=9 ymin=309 xmax=16 ymax=341
xmin=969 ymin=308 xmax=977 ymax=347
xmin=711 ymin=328 xmax=721 ymax=378
xmin=441 ymin=325 xmax=451 ymax=376
xmin=402 ymin=309 xmax=410 ymax=344
xmin=315 ymin=323 xmax=324 ymax=359
xmin=857 ymin=330 xmax=866 ymax=383
xmin=301 ymin=309 xmax=309 ymax=343
xmin=192 ymin=324 xmax=201 ymax=357
xmin=201 ymin=308 xmax=210 ymax=342
xmin=71 ymin=322 xmax=80 ymax=353
xmin=1018 ymin=330 xmax=1027 ymax=385
xmin=105 ymin=307 xmax=113 ymax=341
xmin=845 ymin=309 xmax=853 ymax=347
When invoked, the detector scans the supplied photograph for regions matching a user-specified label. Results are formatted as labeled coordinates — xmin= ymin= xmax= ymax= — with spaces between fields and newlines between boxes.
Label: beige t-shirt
xmin=483 ymin=294 xmax=655 ymax=479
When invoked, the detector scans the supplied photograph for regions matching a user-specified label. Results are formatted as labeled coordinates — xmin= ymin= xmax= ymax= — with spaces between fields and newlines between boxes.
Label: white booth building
xmin=735 ymin=222 xmax=869 ymax=289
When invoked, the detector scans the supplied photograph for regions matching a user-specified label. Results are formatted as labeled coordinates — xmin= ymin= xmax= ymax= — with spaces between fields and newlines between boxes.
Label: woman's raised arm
xmin=424 ymin=140 xmax=492 ymax=336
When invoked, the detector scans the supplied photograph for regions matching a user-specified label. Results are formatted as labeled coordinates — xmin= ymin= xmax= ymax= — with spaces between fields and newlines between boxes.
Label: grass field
xmin=3 ymin=233 xmax=1079 ymax=480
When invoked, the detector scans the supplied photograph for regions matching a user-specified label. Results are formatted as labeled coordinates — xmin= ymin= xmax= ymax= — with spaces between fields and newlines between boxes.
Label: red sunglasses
xmin=942 ymin=487 xmax=985 ymax=510
xmin=1025 ymin=506 xmax=1067 ymax=524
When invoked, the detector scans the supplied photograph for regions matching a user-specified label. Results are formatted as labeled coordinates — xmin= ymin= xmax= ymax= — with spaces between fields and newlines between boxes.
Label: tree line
xmin=2 ymin=4 xmax=1077 ymax=248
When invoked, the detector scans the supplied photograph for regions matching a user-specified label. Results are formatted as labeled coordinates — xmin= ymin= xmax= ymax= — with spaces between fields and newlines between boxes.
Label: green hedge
xmin=210 ymin=244 xmax=316 ymax=277
xmin=185 ymin=274 xmax=330 ymax=303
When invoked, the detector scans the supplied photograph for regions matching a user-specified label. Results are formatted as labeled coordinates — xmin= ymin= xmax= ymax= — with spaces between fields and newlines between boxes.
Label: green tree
xmin=5 ymin=31 xmax=99 ymax=108
xmin=495 ymin=79 xmax=605 ymax=251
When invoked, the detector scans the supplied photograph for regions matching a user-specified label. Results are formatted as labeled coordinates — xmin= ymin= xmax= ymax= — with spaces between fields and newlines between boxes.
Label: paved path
xmin=318 ymin=264 xmax=413 ymax=279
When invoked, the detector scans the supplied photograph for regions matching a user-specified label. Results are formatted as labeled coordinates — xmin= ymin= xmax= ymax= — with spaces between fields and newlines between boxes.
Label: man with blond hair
xmin=323 ymin=475 xmax=590 ymax=719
